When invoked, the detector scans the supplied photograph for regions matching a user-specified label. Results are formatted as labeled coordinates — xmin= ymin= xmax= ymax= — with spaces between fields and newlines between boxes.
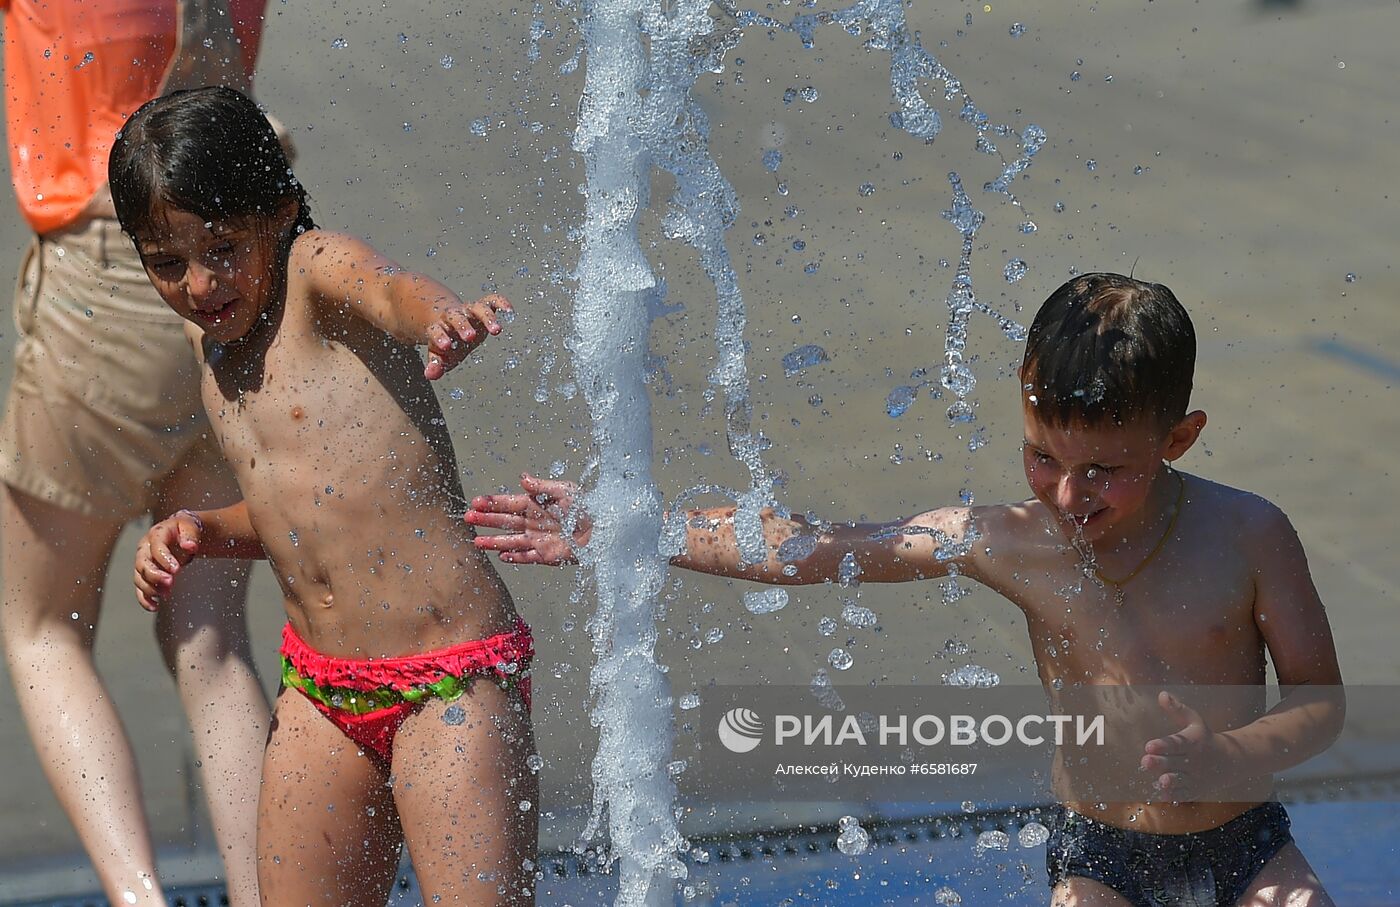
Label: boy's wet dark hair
xmin=109 ymin=86 xmax=315 ymax=239
xmin=1020 ymin=272 xmax=1195 ymax=431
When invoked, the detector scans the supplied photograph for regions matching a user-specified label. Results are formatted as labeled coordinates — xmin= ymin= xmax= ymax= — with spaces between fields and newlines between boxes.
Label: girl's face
xmin=135 ymin=206 xmax=288 ymax=344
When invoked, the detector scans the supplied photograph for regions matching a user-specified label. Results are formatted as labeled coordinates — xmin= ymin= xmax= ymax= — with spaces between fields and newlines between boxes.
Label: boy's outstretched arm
xmin=1142 ymin=500 xmax=1345 ymax=799
xmin=467 ymin=473 xmax=979 ymax=585
xmin=134 ymin=501 xmax=264 ymax=611
xmin=302 ymin=231 xmax=510 ymax=379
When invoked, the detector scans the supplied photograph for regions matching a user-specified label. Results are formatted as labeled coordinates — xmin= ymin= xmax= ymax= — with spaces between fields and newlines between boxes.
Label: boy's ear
xmin=1162 ymin=410 xmax=1207 ymax=462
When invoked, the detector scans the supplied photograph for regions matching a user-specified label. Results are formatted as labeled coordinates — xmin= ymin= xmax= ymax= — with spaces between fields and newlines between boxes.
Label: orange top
xmin=1 ymin=0 xmax=265 ymax=234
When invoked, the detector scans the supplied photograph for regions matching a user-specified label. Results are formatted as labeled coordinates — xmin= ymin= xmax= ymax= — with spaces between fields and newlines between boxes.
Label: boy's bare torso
xmin=969 ymin=475 xmax=1288 ymax=832
xmin=193 ymin=233 xmax=515 ymax=658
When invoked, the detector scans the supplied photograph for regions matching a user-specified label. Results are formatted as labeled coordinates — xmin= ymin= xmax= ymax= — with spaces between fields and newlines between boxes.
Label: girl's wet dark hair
xmin=109 ymin=86 xmax=315 ymax=239
xmin=1020 ymin=272 xmax=1196 ymax=432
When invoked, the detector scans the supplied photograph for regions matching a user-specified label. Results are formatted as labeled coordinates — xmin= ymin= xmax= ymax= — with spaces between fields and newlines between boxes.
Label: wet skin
xmin=470 ymin=411 xmax=1344 ymax=834
xmin=134 ymin=209 xmax=517 ymax=657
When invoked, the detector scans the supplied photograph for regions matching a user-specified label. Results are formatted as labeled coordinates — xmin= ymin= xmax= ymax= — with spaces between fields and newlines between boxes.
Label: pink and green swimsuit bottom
xmin=280 ymin=618 xmax=533 ymax=761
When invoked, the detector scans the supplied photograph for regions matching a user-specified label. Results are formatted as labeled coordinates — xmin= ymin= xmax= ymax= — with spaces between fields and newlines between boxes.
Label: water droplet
xmin=1008 ymin=22 xmax=1026 ymax=38
xmin=1085 ymin=159 xmax=1097 ymax=171
xmin=961 ymin=800 xmax=977 ymax=813
xmin=818 ymin=616 xmax=838 ymax=636
xmin=803 ymin=262 xmax=819 ymax=275
xmin=1133 ymin=165 xmax=1145 ymax=175
xmin=828 ymin=647 xmax=854 ymax=671
xmin=1070 ymin=71 xmax=1081 ymax=82
xmin=402 ymin=122 xmax=413 ymax=133
xmin=76 ymin=51 xmax=95 ymax=70
xmin=835 ymin=816 xmax=870 ymax=855
xmin=762 ymin=149 xmax=783 ymax=172
xmin=519 ymin=799 xmax=533 ymax=812
xmin=942 ymin=664 xmax=1001 ymax=688
xmin=331 ymin=37 xmax=348 ymax=49
xmin=526 ymin=754 xmax=544 ymax=773
xmin=1019 ymin=220 xmax=1038 ymax=234
xmin=470 ymin=118 xmax=490 ymax=137
xmin=705 ymin=627 xmax=724 ymax=644
xmin=1018 ymin=821 xmax=1050 ymax=847
xmin=288 ymin=530 xmax=299 ymax=547
xmin=841 ymin=601 xmax=877 ymax=628
xmin=976 ymin=829 xmax=1010 ymax=851
xmin=838 ymin=552 xmax=861 ymax=586
xmin=1344 ymin=272 xmax=1357 ymax=283
xmin=440 ymin=55 xmax=455 ymax=69
xmin=122 ymin=892 xmax=137 ymax=905
xmin=791 ymin=239 xmax=806 ymax=252
xmin=776 ymin=181 xmax=789 ymax=196
xmin=678 ymin=693 xmax=701 ymax=710
xmin=886 ymin=385 xmax=917 ymax=418
xmin=777 ymin=534 xmax=818 ymax=563
xmin=858 ymin=182 xmax=875 ymax=197
xmin=548 ymin=460 xmax=568 ymax=478
xmin=1004 ymin=258 xmax=1028 ymax=282
xmin=946 ymin=399 xmax=976 ymax=423
xmin=941 ymin=363 xmax=976 ymax=397
xmin=782 ymin=87 xmax=798 ymax=105
xmin=799 ymin=85 xmax=820 ymax=103
xmin=743 ymin=588 xmax=789 ymax=614
xmin=442 ymin=704 xmax=466 ymax=725
xmin=1054 ymin=201 xmax=1065 ymax=212
xmin=934 ymin=886 xmax=963 ymax=906
xmin=449 ymin=387 xmax=465 ymax=401
xmin=782 ymin=344 xmax=828 ymax=376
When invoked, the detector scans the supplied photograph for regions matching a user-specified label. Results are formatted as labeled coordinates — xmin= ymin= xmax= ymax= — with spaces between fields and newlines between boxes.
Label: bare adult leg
xmin=392 ymin=685 xmax=539 ymax=905
xmin=0 ymin=485 xmax=169 ymax=907
xmin=152 ymin=454 xmax=267 ymax=907
xmin=257 ymin=687 xmax=403 ymax=906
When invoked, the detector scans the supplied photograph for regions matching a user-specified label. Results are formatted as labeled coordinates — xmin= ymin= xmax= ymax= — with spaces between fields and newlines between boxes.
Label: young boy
xmin=467 ymin=272 xmax=1344 ymax=906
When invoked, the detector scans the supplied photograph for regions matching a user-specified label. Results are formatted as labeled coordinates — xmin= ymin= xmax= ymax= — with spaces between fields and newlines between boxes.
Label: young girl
xmin=111 ymin=86 xmax=538 ymax=906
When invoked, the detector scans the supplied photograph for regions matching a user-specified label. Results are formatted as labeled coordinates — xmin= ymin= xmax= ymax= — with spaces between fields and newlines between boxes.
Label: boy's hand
xmin=134 ymin=510 xmax=204 ymax=612
xmin=424 ymin=294 xmax=511 ymax=380
xmin=465 ymin=473 xmax=590 ymax=565
xmin=1140 ymin=691 xmax=1235 ymax=801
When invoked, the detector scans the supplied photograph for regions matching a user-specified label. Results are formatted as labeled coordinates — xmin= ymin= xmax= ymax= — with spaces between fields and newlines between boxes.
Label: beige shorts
xmin=0 ymin=219 xmax=227 ymax=520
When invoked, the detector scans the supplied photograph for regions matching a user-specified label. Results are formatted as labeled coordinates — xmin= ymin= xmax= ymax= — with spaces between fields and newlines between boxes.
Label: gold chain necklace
xmin=1096 ymin=469 xmax=1186 ymax=605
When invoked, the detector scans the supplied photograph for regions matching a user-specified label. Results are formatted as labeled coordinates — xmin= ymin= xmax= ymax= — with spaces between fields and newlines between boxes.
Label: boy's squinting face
xmin=135 ymin=207 xmax=282 ymax=344
xmin=1021 ymin=411 xmax=1178 ymax=543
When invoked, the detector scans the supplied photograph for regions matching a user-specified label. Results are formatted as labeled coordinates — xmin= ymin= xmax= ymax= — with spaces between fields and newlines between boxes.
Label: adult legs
xmin=257 ymin=687 xmax=403 ymax=906
xmin=392 ymin=684 xmax=539 ymax=905
xmin=0 ymin=485 xmax=169 ymax=907
xmin=151 ymin=451 xmax=267 ymax=907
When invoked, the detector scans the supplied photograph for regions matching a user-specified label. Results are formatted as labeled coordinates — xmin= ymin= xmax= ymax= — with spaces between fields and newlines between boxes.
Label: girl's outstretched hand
xmin=424 ymin=294 xmax=512 ymax=380
xmin=466 ymin=473 xmax=590 ymax=565
xmin=134 ymin=509 xmax=204 ymax=612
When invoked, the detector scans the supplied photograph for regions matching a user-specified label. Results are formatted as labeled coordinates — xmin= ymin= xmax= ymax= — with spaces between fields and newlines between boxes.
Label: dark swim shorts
xmin=1046 ymin=801 xmax=1293 ymax=907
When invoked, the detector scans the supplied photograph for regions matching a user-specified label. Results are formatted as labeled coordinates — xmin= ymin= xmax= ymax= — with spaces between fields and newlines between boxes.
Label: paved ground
xmin=1 ymin=0 xmax=1397 ymax=900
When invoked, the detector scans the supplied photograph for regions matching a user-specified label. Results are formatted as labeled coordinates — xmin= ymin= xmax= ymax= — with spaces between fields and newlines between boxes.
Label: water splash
xmin=556 ymin=1 xmax=1044 ymax=900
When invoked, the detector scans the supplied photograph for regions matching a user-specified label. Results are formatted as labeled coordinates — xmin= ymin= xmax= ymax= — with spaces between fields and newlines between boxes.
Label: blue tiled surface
xmin=7 ymin=801 xmax=1397 ymax=906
